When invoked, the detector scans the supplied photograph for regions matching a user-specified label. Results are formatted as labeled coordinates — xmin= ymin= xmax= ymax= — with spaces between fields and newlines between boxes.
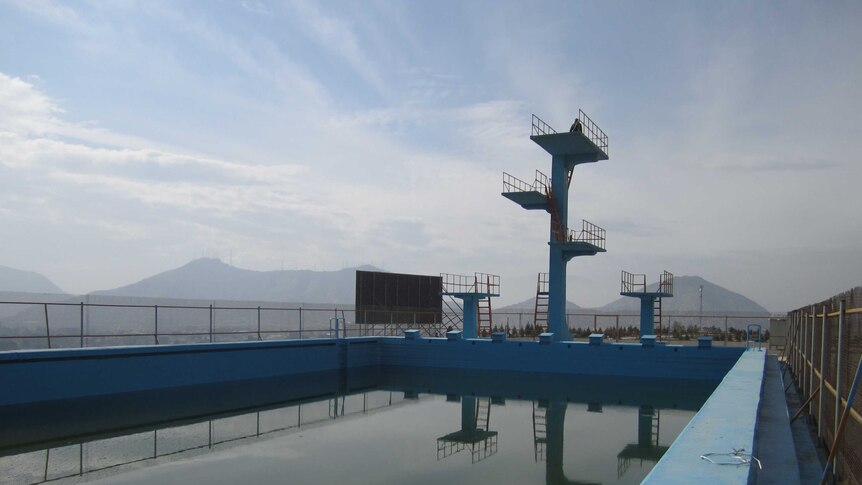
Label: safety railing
xmin=502 ymin=170 xmax=550 ymax=194
xmin=621 ymin=271 xmax=647 ymax=294
xmin=0 ymin=298 xmax=776 ymax=350
xmin=531 ymin=114 xmax=557 ymax=137
xmin=0 ymin=300 xmax=462 ymax=351
xmin=659 ymin=271 xmax=674 ymax=295
xmin=578 ymin=109 xmax=609 ymax=154
xmin=440 ymin=273 xmax=500 ymax=295
xmin=474 ymin=273 xmax=501 ymax=295
xmin=563 ymin=219 xmax=606 ymax=249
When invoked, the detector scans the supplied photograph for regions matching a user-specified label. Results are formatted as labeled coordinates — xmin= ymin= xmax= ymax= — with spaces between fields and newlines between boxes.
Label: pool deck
xmin=644 ymin=350 xmax=804 ymax=484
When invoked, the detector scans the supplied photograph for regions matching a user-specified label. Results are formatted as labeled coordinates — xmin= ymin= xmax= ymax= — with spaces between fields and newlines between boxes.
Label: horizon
xmin=2 ymin=256 xmax=782 ymax=313
xmin=1 ymin=2 xmax=860 ymax=311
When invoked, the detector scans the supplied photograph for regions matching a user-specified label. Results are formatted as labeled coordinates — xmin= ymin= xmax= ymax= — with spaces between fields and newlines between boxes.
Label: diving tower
xmin=441 ymin=273 xmax=500 ymax=338
xmin=620 ymin=271 xmax=674 ymax=338
xmin=502 ymin=112 xmax=609 ymax=342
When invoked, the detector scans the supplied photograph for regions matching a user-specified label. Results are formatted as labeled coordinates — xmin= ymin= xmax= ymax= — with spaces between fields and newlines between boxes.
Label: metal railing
xmin=0 ymin=298 xmax=776 ymax=351
xmin=621 ymin=271 xmax=646 ymax=294
xmin=501 ymin=170 xmax=550 ymax=194
xmin=531 ymin=114 xmax=557 ymax=137
xmin=620 ymin=270 xmax=674 ymax=295
xmin=440 ymin=273 xmax=500 ymax=295
xmin=563 ymin=219 xmax=606 ymax=249
xmin=0 ymin=300 xmax=464 ymax=351
xmin=659 ymin=271 xmax=674 ymax=295
xmin=578 ymin=109 xmax=609 ymax=154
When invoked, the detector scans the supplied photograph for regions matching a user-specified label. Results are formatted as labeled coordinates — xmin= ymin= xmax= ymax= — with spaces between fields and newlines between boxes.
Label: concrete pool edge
xmin=643 ymin=349 xmax=769 ymax=484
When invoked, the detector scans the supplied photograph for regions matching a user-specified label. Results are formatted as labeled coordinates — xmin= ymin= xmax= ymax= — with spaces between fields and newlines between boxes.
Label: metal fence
xmin=0 ymin=299 xmax=773 ymax=351
xmin=783 ymin=287 xmax=862 ymax=484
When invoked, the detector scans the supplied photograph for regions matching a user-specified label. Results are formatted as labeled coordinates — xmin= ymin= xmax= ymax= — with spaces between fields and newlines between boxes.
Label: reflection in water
xmin=437 ymin=397 xmax=498 ymax=464
xmin=1 ymin=391 xmax=406 ymax=484
xmin=0 ymin=368 xmax=715 ymax=484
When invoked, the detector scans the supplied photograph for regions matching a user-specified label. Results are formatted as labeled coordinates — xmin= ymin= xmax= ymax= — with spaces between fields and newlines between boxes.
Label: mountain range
xmin=0 ymin=259 xmax=771 ymax=314
xmin=92 ymin=258 xmax=381 ymax=305
xmin=0 ymin=265 xmax=64 ymax=294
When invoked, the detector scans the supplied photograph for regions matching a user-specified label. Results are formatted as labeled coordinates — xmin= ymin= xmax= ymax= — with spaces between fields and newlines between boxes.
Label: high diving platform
xmin=501 ymin=111 xmax=609 ymax=342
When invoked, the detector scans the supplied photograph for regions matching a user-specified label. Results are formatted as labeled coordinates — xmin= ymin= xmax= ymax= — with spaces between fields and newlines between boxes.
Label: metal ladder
xmin=532 ymin=401 xmax=547 ymax=462
xmin=654 ymin=297 xmax=663 ymax=340
xmin=534 ymin=273 xmax=550 ymax=333
xmin=475 ymin=397 xmax=491 ymax=431
xmin=477 ymin=295 xmax=493 ymax=336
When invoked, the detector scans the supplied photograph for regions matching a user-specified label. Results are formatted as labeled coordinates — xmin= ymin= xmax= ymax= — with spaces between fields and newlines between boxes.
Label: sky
xmin=0 ymin=1 xmax=860 ymax=312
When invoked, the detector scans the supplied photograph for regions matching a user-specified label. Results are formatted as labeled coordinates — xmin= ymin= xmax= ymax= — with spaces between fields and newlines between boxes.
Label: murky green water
xmin=0 ymin=368 xmax=716 ymax=484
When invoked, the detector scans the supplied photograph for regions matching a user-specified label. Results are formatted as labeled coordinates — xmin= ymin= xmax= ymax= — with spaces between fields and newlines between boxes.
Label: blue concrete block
xmin=589 ymin=333 xmax=604 ymax=346
xmin=491 ymin=332 xmax=506 ymax=343
xmin=404 ymin=330 xmax=420 ymax=340
xmin=446 ymin=330 xmax=463 ymax=341
xmin=539 ymin=333 xmax=554 ymax=345
xmin=698 ymin=336 xmax=713 ymax=349
xmin=641 ymin=335 xmax=657 ymax=348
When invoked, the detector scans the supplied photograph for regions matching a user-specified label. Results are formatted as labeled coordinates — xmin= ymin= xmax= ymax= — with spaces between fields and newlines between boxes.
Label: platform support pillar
xmin=547 ymin=155 xmax=572 ymax=342
xmin=455 ymin=295 xmax=480 ymax=339
xmin=640 ymin=296 xmax=655 ymax=337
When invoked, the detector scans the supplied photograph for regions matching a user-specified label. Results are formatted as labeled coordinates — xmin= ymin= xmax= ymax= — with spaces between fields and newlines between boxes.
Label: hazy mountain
xmin=0 ymin=265 xmax=64 ymax=294
xmin=497 ymin=297 xmax=583 ymax=312
xmin=93 ymin=258 xmax=382 ymax=304
xmin=597 ymin=275 xmax=769 ymax=315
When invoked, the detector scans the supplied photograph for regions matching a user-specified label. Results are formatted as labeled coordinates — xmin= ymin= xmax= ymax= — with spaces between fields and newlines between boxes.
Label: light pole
xmin=699 ymin=285 xmax=703 ymax=328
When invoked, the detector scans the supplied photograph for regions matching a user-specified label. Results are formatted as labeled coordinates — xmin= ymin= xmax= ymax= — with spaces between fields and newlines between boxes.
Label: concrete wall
xmin=0 ymin=338 xmax=380 ymax=406
xmin=379 ymin=336 xmax=744 ymax=380
xmin=0 ymin=336 xmax=743 ymax=407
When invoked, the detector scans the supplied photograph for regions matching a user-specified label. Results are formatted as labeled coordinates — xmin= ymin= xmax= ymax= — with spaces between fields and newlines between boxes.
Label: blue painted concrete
xmin=378 ymin=337 xmax=743 ymax=380
xmin=0 ymin=337 xmax=744 ymax=407
xmin=0 ymin=338 xmax=380 ymax=406
xmin=643 ymin=349 xmax=767 ymax=484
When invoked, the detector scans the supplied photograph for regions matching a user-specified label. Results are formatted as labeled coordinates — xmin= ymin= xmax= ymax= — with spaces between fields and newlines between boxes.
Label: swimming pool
xmin=1 ymin=367 xmax=717 ymax=484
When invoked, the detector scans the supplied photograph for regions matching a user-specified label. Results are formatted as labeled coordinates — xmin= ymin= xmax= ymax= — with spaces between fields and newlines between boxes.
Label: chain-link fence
xmin=784 ymin=287 xmax=862 ymax=484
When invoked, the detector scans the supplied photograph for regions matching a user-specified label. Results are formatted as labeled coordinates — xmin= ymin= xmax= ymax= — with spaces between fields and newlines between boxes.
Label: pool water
xmin=0 ymin=368 xmax=717 ymax=484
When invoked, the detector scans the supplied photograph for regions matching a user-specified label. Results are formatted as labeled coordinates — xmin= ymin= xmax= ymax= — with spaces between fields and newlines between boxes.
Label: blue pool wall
xmin=0 ymin=336 xmax=744 ymax=407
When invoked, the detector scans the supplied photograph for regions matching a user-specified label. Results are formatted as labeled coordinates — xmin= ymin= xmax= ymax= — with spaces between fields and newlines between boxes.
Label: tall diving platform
xmin=620 ymin=270 xmax=674 ymax=338
xmin=441 ymin=273 xmax=500 ymax=339
xmin=502 ymin=111 xmax=609 ymax=342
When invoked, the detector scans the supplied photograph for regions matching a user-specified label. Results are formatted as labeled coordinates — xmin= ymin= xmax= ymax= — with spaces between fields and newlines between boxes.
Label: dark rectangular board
xmin=355 ymin=271 xmax=442 ymax=324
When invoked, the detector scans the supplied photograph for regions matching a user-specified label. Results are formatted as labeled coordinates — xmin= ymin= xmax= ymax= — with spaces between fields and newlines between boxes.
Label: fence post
xmin=299 ymin=307 xmax=303 ymax=340
xmin=724 ymin=315 xmax=728 ymax=346
xmin=818 ymin=304 xmax=827 ymax=438
xmin=809 ymin=305 xmax=815 ymax=416
xmin=257 ymin=306 xmax=261 ymax=341
xmin=209 ymin=304 xmax=213 ymax=343
xmin=615 ymin=315 xmax=619 ymax=342
xmin=154 ymin=305 xmax=159 ymax=345
xmin=44 ymin=303 xmax=51 ymax=349
xmin=80 ymin=302 xmax=84 ymax=348
xmin=834 ymin=300 xmax=846 ymax=473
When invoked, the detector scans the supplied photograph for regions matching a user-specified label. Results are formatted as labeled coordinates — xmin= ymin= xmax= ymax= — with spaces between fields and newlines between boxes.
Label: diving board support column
xmin=459 ymin=294 xmax=480 ymax=339
xmin=640 ymin=296 xmax=656 ymax=337
xmin=547 ymin=154 xmax=571 ymax=342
